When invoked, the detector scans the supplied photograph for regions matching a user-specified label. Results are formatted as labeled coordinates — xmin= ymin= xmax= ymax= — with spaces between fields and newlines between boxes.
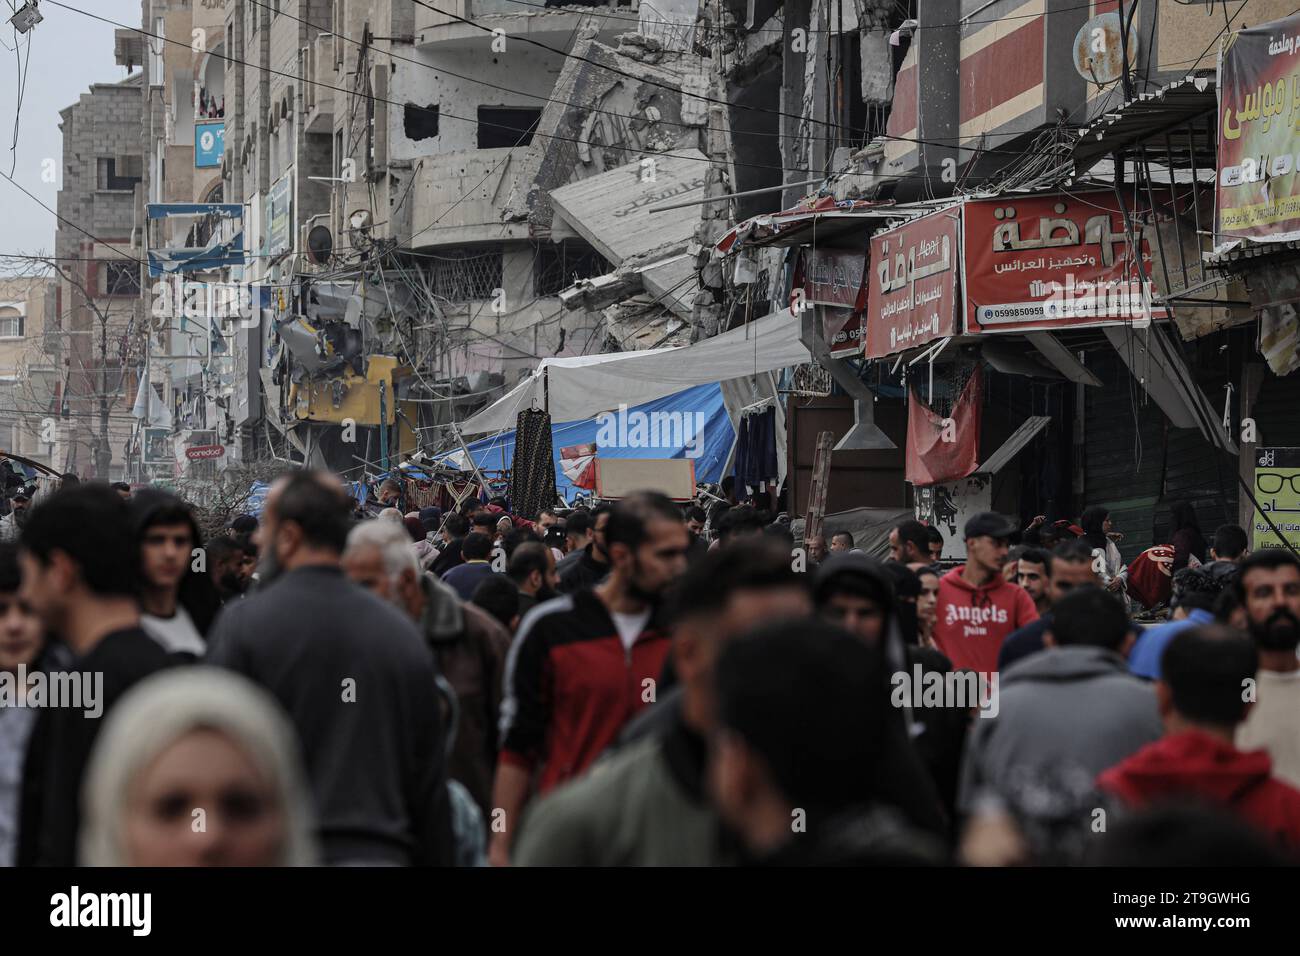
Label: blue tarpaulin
xmin=441 ymin=383 xmax=733 ymax=503
xmin=242 ymin=481 xmax=271 ymax=518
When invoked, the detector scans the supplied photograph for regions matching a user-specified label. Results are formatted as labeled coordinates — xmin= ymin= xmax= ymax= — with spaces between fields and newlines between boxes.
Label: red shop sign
xmin=864 ymin=207 xmax=960 ymax=359
xmin=822 ymin=306 xmax=863 ymax=357
xmin=799 ymin=247 xmax=868 ymax=309
xmin=962 ymin=191 xmax=1169 ymax=334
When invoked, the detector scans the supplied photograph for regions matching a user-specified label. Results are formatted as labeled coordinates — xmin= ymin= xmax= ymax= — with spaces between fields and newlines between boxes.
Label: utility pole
xmin=98 ymin=304 xmax=110 ymax=478
xmin=689 ymin=0 xmax=737 ymax=342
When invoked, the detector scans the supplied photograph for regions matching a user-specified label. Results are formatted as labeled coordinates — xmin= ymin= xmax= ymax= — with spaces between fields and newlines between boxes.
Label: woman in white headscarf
xmin=79 ymin=667 xmax=318 ymax=866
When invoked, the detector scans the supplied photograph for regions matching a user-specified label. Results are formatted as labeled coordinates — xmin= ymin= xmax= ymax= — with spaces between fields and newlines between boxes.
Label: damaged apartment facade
xmin=111 ymin=0 xmax=234 ymax=482
xmin=91 ymin=0 xmax=902 ymax=477
xmin=52 ymin=75 xmax=146 ymax=481
xmin=207 ymin=0 xmax=718 ymax=472
xmin=184 ymin=0 xmax=889 ymax=473
xmin=97 ymin=0 xmax=1296 ymax=561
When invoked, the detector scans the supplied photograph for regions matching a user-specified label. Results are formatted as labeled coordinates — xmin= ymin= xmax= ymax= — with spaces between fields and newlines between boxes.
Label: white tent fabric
xmin=131 ymin=368 xmax=173 ymax=428
xmin=459 ymin=310 xmax=809 ymax=435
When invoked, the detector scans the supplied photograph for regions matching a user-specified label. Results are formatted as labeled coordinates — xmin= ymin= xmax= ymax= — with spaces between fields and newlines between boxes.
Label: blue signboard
xmin=195 ymin=121 xmax=224 ymax=168
xmin=266 ymin=172 xmax=293 ymax=257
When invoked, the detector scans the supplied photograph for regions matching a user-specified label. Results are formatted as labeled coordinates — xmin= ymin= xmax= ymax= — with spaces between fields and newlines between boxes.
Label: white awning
xmin=458 ymin=309 xmax=810 ymax=435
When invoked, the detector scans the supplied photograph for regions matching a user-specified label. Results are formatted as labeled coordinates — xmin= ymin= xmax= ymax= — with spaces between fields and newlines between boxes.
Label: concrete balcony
xmin=303 ymin=33 xmax=336 ymax=134
xmin=407 ymin=148 xmax=534 ymax=248
xmin=415 ymin=0 xmax=638 ymax=50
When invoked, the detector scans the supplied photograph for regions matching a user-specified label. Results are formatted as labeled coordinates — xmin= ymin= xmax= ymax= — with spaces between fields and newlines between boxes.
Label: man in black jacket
xmin=557 ymin=506 xmax=610 ymax=593
xmin=713 ymin=620 xmax=946 ymax=866
xmin=430 ymin=513 xmax=469 ymax=577
xmin=513 ymin=540 xmax=811 ymax=865
xmin=17 ymin=485 xmax=171 ymax=866
xmin=207 ymin=471 xmax=451 ymax=865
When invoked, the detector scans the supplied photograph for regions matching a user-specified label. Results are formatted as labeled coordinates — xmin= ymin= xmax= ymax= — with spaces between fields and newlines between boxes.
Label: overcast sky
xmin=0 ymin=0 xmax=143 ymax=259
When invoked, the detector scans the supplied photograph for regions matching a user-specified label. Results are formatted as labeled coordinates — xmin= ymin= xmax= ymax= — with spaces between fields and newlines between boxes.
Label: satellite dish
xmin=1073 ymin=13 xmax=1136 ymax=85
xmin=306 ymin=224 xmax=333 ymax=264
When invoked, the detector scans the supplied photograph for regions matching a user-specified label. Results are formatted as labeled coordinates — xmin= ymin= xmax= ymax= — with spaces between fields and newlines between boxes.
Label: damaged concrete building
xmin=127 ymin=0 xmax=914 ymax=478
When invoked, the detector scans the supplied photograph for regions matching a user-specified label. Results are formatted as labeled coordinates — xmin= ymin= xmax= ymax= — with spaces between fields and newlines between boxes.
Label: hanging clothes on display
xmin=510 ymin=407 xmax=557 ymax=519
xmin=734 ymin=401 xmax=778 ymax=494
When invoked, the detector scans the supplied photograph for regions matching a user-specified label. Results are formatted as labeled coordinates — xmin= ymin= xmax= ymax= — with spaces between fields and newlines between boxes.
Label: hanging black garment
xmin=510 ymin=408 xmax=556 ymax=519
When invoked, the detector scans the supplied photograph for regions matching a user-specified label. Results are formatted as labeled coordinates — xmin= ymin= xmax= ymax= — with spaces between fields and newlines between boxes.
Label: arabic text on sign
xmin=612 ymin=178 xmax=707 ymax=218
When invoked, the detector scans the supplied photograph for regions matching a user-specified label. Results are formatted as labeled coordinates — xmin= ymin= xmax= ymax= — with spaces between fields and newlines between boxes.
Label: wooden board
xmin=595 ymin=458 xmax=696 ymax=501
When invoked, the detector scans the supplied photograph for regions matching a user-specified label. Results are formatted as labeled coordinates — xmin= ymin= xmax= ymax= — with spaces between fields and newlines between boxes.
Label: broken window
xmin=533 ymin=239 xmax=609 ymax=297
xmin=428 ymin=246 xmax=504 ymax=302
xmin=96 ymin=157 xmax=142 ymax=191
xmin=102 ymin=262 xmax=141 ymax=297
xmin=477 ymin=107 xmax=542 ymax=149
xmin=404 ymin=102 xmax=440 ymax=141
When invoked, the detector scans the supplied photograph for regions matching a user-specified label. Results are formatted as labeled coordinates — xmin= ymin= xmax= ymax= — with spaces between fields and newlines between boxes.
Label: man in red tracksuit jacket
xmin=1099 ymin=625 xmax=1300 ymax=850
xmin=489 ymin=492 xmax=689 ymax=866
xmin=932 ymin=512 xmax=1038 ymax=673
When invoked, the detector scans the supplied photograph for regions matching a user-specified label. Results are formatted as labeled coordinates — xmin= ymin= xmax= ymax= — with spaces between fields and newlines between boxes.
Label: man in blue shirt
xmin=442 ymin=532 xmax=499 ymax=601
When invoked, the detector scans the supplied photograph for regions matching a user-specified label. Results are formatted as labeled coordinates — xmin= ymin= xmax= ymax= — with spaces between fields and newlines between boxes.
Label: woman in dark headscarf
xmin=1080 ymin=505 xmax=1123 ymax=585
xmin=1168 ymin=500 xmax=1206 ymax=573
xmin=812 ymin=554 xmax=958 ymax=837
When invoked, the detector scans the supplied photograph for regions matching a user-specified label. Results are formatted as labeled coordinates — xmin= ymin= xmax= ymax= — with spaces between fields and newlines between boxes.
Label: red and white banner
xmin=865 ymin=208 xmax=960 ymax=359
xmin=905 ymin=368 xmax=982 ymax=487
xmin=560 ymin=442 xmax=597 ymax=489
xmin=962 ymin=190 xmax=1168 ymax=334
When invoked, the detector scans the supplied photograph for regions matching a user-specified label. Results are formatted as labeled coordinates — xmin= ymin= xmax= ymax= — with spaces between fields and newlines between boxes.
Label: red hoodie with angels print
xmin=933 ymin=566 xmax=1039 ymax=673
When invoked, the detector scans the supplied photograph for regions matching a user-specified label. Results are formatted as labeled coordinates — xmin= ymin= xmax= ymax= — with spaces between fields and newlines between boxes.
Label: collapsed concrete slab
xmin=500 ymin=17 xmax=712 ymax=232
xmin=548 ymin=150 xmax=708 ymax=265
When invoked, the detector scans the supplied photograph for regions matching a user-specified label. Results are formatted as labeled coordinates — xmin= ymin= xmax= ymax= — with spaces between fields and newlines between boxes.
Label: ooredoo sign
xmin=185 ymin=445 xmax=225 ymax=461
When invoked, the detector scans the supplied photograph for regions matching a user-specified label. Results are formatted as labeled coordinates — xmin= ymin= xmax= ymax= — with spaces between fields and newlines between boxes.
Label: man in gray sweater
xmin=959 ymin=585 xmax=1161 ymax=815
xmin=207 ymin=471 xmax=450 ymax=866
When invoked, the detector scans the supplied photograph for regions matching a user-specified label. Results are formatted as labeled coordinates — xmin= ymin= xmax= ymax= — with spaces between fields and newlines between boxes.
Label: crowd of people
xmin=0 ymin=469 xmax=1298 ymax=866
